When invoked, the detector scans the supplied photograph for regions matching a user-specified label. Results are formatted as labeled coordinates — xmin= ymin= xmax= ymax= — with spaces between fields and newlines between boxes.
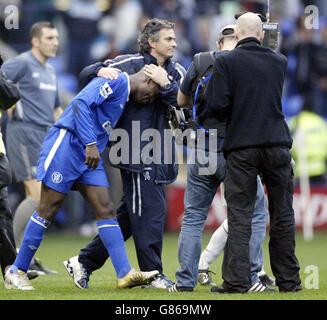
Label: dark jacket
xmin=79 ymin=52 xmax=186 ymax=184
xmin=204 ymin=37 xmax=292 ymax=156
xmin=0 ymin=69 xmax=20 ymax=111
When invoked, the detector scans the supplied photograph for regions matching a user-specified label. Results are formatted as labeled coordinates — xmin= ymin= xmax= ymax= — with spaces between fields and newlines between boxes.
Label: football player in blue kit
xmin=4 ymin=67 xmax=160 ymax=290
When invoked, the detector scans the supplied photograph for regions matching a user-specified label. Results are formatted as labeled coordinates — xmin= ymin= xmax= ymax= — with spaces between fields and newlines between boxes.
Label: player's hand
xmin=97 ymin=67 xmax=121 ymax=80
xmin=85 ymin=144 xmax=100 ymax=169
xmin=143 ymin=64 xmax=169 ymax=88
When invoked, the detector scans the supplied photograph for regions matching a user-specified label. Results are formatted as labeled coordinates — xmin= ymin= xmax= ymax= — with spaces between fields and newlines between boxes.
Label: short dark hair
xmin=30 ymin=21 xmax=56 ymax=40
xmin=137 ymin=18 xmax=175 ymax=54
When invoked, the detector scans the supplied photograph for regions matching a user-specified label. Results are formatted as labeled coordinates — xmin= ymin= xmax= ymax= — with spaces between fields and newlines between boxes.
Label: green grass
xmin=0 ymin=231 xmax=326 ymax=300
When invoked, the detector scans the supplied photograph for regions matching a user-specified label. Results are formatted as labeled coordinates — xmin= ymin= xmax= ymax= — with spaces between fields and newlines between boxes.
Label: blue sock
xmin=13 ymin=211 xmax=50 ymax=272
xmin=97 ymin=219 xmax=131 ymax=279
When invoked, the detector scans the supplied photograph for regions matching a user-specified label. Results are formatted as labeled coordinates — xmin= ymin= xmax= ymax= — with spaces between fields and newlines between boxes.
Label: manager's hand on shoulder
xmin=97 ymin=67 xmax=121 ymax=80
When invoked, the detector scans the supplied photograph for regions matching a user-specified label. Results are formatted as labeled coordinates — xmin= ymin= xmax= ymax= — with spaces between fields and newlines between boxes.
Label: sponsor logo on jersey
xmin=40 ymin=82 xmax=57 ymax=91
xmin=100 ymin=82 xmax=113 ymax=99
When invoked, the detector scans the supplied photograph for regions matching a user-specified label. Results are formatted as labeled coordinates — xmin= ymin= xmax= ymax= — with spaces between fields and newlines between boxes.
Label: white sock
xmin=199 ymin=219 xmax=228 ymax=270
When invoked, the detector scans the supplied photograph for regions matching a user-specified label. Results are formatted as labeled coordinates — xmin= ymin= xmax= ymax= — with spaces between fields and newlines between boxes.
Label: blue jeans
xmin=176 ymin=149 xmax=268 ymax=288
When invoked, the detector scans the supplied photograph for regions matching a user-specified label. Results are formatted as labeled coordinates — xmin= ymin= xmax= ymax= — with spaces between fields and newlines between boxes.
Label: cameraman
xmin=0 ymin=57 xmax=21 ymax=278
xmin=169 ymin=25 xmax=273 ymax=293
xmin=204 ymin=12 xmax=301 ymax=293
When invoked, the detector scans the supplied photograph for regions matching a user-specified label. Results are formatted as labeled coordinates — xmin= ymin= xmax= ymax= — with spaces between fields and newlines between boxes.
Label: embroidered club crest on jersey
xmin=102 ymin=120 xmax=113 ymax=135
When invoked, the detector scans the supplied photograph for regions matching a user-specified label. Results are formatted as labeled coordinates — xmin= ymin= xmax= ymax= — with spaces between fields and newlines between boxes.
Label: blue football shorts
xmin=37 ymin=126 xmax=109 ymax=194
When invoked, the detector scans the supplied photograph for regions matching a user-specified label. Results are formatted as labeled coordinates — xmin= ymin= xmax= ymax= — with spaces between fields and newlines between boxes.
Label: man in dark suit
xmin=204 ymin=12 xmax=302 ymax=293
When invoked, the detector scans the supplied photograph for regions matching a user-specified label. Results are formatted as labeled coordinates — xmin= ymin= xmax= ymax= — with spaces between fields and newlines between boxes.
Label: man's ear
xmin=148 ymin=38 xmax=156 ymax=50
xmin=234 ymin=28 xmax=240 ymax=42
xmin=260 ymin=30 xmax=265 ymax=42
xmin=31 ymin=37 xmax=39 ymax=48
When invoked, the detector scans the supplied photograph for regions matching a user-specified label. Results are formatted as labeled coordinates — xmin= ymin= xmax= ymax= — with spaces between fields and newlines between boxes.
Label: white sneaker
xmin=142 ymin=274 xmax=174 ymax=289
xmin=4 ymin=266 xmax=34 ymax=290
xmin=198 ymin=269 xmax=216 ymax=286
xmin=63 ymin=256 xmax=90 ymax=289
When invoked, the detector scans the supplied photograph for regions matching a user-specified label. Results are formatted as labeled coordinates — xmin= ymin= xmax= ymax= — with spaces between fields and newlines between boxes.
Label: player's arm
xmin=85 ymin=143 xmax=100 ymax=170
xmin=70 ymin=89 xmax=99 ymax=169
xmin=78 ymin=76 xmax=124 ymax=169
xmin=72 ymin=98 xmax=100 ymax=170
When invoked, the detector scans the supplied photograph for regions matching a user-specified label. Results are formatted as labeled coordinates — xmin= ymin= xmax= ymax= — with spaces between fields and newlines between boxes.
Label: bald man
xmin=204 ymin=12 xmax=302 ymax=293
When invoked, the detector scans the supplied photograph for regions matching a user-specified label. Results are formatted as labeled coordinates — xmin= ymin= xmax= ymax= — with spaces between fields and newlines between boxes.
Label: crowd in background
xmin=0 ymin=0 xmax=326 ymax=233
xmin=0 ymin=0 xmax=326 ymax=116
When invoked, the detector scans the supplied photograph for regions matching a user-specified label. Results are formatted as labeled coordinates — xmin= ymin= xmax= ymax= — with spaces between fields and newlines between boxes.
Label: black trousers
xmin=0 ymin=154 xmax=16 ymax=277
xmin=222 ymin=146 xmax=301 ymax=292
xmin=79 ymin=168 xmax=166 ymax=274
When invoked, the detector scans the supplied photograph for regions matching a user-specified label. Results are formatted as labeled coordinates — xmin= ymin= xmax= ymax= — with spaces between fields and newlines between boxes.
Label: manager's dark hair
xmin=30 ymin=21 xmax=56 ymax=40
xmin=138 ymin=18 xmax=175 ymax=54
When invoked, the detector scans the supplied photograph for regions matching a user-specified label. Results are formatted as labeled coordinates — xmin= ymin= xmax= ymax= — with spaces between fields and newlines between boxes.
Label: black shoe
xmin=211 ymin=282 xmax=275 ymax=294
xmin=279 ymin=283 xmax=303 ymax=292
xmin=210 ymin=285 xmax=232 ymax=293
xmin=27 ymin=269 xmax=39 ymax=280
xmin=168 ymin=284 xmax=193 ymax=292
xmin=259 ymin=273 xmax=276 ymax=286
xmin=210 ymin=285 xmax=245 ymax=293
xmin=29 ymin=258 xmax=58 ymax=276
xmin=248 ymin=281 xmax=276 ymax=293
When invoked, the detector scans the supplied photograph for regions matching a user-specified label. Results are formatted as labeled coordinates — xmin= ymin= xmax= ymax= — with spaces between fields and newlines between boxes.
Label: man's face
xmin=151 ymin=28 xmax=177 ymax=60
xmin=134 ymin=79 xmax=159 ymax=104
xmin=34 ymin=27 xmax=59 ymax=58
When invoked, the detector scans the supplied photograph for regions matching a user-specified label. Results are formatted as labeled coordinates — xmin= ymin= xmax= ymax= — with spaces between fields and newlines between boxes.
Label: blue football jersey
xmin=54 ymin=72 xmax=130 ymax=153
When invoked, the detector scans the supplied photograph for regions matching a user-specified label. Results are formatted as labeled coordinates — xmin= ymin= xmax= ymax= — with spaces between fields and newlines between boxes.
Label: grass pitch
xmin=0 ymin=231 xmax=326 ymax=301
